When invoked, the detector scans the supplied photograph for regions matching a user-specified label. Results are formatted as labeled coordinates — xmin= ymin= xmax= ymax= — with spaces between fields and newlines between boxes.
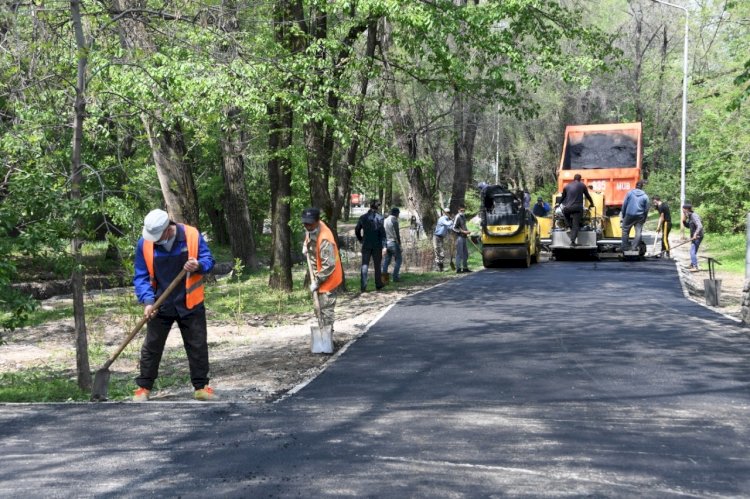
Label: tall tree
xmin=216 ymin=1 xmax=258 ymax=270
xmin=267 ymin=0 xmax=305 ymax=291
xmin=69 ymin=0 xmax=91 ymax=390
xmin=108 ymin=0 xmax=200 ymax=227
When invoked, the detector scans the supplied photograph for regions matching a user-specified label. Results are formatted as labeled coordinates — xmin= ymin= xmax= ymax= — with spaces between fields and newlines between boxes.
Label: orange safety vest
xmin=306 ymin=221 xmax=343 ymax=293
xmin=142 ymin=224 xmax=205 ymax=309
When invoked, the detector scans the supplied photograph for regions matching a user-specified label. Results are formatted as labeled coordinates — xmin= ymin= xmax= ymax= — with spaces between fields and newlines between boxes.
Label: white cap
xmin=142 ymin=209 xmax=170 ymax=241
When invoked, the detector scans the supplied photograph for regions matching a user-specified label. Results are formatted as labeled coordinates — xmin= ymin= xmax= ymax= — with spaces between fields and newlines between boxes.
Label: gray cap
xmin=142 ymin=209 xmax=170 ymax=241
xmin=301 ymin=207 xmax=320 ymax=224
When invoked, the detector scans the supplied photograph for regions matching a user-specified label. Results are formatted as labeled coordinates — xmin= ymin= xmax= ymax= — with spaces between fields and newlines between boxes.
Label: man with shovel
xmin=302 ymin=208 xmax=343 ymax=346
xmin=132 ymin=209 xmax=215 ymax=402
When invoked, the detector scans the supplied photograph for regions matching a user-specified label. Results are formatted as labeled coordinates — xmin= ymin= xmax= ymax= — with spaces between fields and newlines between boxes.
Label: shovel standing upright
xmin=305 ymin=256 xmax=333 ymax=354
xmin=90 ymin=268 xmax=187 ymax=401
xmin=648 ymin=234 xmax=661 ymax=257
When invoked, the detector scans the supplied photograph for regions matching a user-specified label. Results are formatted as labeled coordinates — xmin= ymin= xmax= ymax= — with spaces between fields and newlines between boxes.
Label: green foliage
xmin=533 ymin=184 xmax=560 ymax=206
xmin=703 ymin=232 xmax=747 ymax=274
xmin=687 ymin=88 xmax=750 ymax=234
xmin=0 ymin=260 xmax=37 ymax=333
xmin=643 ymin=169 xmax=680 ymax=209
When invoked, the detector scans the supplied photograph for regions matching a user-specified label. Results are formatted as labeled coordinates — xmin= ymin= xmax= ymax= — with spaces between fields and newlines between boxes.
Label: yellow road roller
xmin=480 ymin=184 xmax=541 ymax=268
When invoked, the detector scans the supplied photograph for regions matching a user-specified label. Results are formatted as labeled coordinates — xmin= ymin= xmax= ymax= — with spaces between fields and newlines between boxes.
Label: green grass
xmin=0 ymin=369 xmax=90 ymax=403
xmin=702 ymin=233 xmax=747 ymax=274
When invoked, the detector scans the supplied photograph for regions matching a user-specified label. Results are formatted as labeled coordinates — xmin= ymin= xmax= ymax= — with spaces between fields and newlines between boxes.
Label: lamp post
xmin=651 ymin=0 xmax=689 ymax=234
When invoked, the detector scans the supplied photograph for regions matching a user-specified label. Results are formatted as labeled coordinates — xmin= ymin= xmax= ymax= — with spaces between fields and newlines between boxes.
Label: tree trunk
xmin=142 ymin=117 xmax=200 ymax=227
xmin=449 ymin=93 xmax=479 ymax=214
xmin=332 ymin=20 xmax=379 ymax=232
xmin=70 ymin=0 xmax=91 ymax=391
xmin=109 ymin=0 xmax=200 ymax=227
xmin=220 ymin=107 xmax=258 ymax=270
xmin=381 ymin=22 xmax=437 ymax=235
xmin=205 ymin=205 xmax=229 ymax=246
xmin=266 ymin=0 xmax=305 ymax=291
xmin=267 ymin=101 xmax=293 ymax=291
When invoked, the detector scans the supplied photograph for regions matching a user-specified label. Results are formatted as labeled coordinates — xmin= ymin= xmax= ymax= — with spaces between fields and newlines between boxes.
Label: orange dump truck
xmin=538 ymin=122 xmax=643 ymax=256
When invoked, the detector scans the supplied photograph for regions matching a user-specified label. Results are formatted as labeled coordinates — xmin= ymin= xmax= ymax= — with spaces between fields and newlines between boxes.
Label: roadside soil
xmin=0 ymin=274 xmax=456 ymax=403
xmin=1 ymin=232 xmax=746 ymax=404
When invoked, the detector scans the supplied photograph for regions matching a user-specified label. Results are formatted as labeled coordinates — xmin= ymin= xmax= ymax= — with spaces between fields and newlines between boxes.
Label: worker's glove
xmin=309 ymin=280 xmax=319 ymax=293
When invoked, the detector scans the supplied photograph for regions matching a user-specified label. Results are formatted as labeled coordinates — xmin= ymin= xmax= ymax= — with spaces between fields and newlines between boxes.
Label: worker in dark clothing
xmin=682 ymin=203 xmax=704 ymax=272
xmin=532 ymin=197 xmax=550 ymax=217
xmin=558 ymin=174 xmax=594 ymax=246
xmin=355 ymin=200 xmax=386 ymax=292
xmin=452 ymin=204 xmax=472 ymax=273
xmin=652 ymin=195 xmax=672 ymax=258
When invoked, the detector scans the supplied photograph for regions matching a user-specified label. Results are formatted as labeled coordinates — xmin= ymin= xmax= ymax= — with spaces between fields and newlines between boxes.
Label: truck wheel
xmin=522 ymin=247 xmax=531 ymax=268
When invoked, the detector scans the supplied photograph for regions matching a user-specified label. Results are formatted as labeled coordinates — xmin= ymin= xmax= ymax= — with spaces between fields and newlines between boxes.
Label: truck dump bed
xmin=557 ymin=122 xmax=642 ymax=208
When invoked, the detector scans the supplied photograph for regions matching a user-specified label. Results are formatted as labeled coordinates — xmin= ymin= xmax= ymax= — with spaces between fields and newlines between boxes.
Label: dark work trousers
xmin=360 ymin=246 xmax=383 ymax=291
xmin=563 ymin=206 xmax=583 ymax=244
xmin=136 ymin=306 xmax=209 ymax=390
xmin=660 ymin=221 xmax=672 ymax=255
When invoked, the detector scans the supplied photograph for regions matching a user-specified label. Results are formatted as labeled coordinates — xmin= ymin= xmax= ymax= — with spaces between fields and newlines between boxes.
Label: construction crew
xmin=382 ymin=207 xmax=402 ymax=282
xmin=682 ymin=203 xmax=704 ymax=272
xmin=302 ymin=208 xmax=344 ymax=332
xmin=355 ymin=200 xmax=386 ymax=292
xmin=132 ymin=209 xmax=216 ymax=402
xmin=652 ymin=195 xmax=672 ymax=258
xmin=621 ymin=180 xmax=650 ymax=252
xmin=452 ymin=204 xmax=472 ymax=273
xmin=559 ymin=173 xmax=595 ymax=246
xmin=433 ymin=208 xmax=453 ymax=272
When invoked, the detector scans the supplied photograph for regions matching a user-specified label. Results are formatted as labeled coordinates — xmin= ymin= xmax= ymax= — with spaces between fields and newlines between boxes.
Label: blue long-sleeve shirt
xmin=133 ymin=224 xmax=214 ymax=317
xmin=434 ymin=215 xmax=453 ymax=237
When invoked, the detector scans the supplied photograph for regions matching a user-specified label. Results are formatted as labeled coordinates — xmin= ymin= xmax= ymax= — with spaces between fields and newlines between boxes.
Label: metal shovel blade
xmin=90 ymin=368 xmax=111 ymax=402
xmin=310 ymin=325 xmax=333 ymax=354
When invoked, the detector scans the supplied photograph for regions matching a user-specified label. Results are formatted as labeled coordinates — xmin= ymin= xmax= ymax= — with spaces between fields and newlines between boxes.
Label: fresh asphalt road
xmin=2 ymin=259 xmax=750 ymax=498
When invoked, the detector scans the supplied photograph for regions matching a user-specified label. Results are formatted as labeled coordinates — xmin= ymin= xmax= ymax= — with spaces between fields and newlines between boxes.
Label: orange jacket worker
xmin=302 ymin=207 xmax=343 ymax=333
xmin=132 ymin=209 xmax=215 ymax=402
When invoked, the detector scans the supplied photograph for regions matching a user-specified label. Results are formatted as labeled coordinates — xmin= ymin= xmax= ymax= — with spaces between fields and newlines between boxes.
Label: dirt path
xmin=2 ymin=237 xmax=746 ymax=403
xmin=0 ymin=277 xmax=454 ymax=403
xmin=667 ymin=235 xmax=746 ymax=321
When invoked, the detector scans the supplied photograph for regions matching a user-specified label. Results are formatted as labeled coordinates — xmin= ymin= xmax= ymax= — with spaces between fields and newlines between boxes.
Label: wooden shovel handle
xmin=304 ymin=252 xmax=323 ymax=327
xmin=100 ymin=268 xmax=188 ymax=370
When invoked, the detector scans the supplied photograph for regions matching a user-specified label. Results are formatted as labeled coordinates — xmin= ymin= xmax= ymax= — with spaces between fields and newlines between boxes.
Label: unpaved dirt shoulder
xmin=667 ymin=235 xmax=746 ymax=321
xmin=0 ymin=278 xmax=454 ymax=403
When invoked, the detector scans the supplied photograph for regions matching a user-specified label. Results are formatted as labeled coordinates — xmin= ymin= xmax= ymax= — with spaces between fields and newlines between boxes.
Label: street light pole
xmin=651 ymin=0 xmax=689 ymax=235
xmin=494 ymin=104 xmax=500 ymax=185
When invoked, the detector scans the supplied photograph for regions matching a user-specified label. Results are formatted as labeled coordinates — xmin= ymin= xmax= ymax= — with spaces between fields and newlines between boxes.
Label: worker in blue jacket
xmin=132 ymin=209 xmax=215 ymax=402
xmin=620 ymin=180 xmax=650 ymax=252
